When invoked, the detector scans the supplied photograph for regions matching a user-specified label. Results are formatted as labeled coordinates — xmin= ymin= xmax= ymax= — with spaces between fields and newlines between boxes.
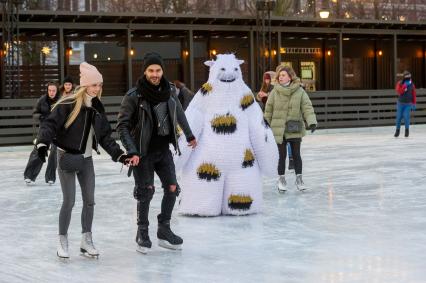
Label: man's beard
xmin=147 ymin=76 xmax=161 ymax=85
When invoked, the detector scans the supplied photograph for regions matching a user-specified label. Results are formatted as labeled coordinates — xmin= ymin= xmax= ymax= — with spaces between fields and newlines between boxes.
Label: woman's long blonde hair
xmin=52 ymin=86 xmax=102 ymax=128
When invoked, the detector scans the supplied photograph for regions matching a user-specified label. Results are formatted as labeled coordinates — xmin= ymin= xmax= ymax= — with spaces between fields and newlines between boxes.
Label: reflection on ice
xmin=0 ymin=126 xmax=425 ymax=282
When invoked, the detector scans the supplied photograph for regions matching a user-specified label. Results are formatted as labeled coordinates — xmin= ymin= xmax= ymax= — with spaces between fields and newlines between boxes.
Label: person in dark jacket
xmin=256 ymin=71 xmax=275 ymax=112
xmin=394 ymin=70 xmax=417 ymax=138
xmin=173 ymin=80 xmax=194 ymax=110
xmin=37 ymin=62 xmax=133 ymax=259
xmin=117 ymin=52 xmax=197 ymax=254
xmin=59 ymin=76 xmax=75 ymax=97
xmin=24 ymin=82 xmax=59 ymax=185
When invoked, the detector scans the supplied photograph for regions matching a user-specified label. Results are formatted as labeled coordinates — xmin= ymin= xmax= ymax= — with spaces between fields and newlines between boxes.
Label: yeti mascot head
xmin=204 ymin=54 xmax=244 ymax=84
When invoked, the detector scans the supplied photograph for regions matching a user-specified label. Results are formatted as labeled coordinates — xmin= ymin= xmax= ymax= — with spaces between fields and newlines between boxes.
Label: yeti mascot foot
xmin=175 ymin=54 xmax=278 ymax=216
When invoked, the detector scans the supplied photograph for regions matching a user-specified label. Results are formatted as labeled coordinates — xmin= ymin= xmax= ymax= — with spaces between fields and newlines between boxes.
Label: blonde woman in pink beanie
xmin=36 ymin=62 xmax=135 ymax=259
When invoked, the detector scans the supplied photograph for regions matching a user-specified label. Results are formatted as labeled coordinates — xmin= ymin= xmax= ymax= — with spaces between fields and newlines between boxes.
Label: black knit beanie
xmin=63 ymin=75 xmax=74 ymax=84
xmin=143 ymin=52 xmax=164 ymax=72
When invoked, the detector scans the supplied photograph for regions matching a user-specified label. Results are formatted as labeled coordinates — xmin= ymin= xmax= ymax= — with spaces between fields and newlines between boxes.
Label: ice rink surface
xmin=1 ymin=126 xmax=425 ymax=283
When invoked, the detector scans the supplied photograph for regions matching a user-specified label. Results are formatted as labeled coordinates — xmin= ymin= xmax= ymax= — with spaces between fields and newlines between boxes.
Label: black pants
xmin=132 ymin=149 xmax=179 ymax=227
xmin=23 ymin=145 xmax=57 ymax=183
xmin=278 ymin=138 xmax=302 ymax=175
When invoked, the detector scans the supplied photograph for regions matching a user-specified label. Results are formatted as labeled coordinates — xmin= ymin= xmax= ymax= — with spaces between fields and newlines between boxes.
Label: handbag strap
xmin=285 ymin=88 xmax=303 ymax=122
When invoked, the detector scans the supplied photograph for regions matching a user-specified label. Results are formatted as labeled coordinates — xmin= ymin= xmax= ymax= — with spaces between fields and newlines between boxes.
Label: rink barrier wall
xmin=1 ymin=90 xmax=425 ymax=146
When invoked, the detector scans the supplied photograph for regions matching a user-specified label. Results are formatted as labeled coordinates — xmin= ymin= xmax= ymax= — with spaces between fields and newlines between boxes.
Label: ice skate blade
xmin=57 ymin=251 xmax=69 ymax=259
xmin=25 ymin=180 xmax=35 ymax=186
xmin=136 ymin=246 xmax=149 ymax=254
xmin=277 ymin=188 xmax=287 ymax=193
xmin=80 ymin=248 xmax=99 ymax=259
xmin=158 ymin=240 xmax=182 ymax=250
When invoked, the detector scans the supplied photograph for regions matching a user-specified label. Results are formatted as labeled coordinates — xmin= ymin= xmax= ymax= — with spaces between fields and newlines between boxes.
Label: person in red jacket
xmin=394 ymin=70 xmax=416 ymax=137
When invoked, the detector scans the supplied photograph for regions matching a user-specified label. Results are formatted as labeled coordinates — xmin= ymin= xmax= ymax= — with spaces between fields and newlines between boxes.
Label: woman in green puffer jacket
xmin=264 ymin=65 xmax=317 ymax=193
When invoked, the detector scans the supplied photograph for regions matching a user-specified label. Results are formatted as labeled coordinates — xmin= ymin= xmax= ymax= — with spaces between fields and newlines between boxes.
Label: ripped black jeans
xmin=132 ymin=149 xmax=180 ymax=227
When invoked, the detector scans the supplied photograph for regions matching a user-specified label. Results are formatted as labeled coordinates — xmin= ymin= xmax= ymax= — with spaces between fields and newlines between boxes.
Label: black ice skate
xmin=405 ymin=129 xmax=409 ymax=137
xmin=157 ymin=221 xmax=183 ymax=250
xmin=136 ymin=225 xmax=152 ymax=254
xmin=394 ymin=129 xmax=400 ymax=137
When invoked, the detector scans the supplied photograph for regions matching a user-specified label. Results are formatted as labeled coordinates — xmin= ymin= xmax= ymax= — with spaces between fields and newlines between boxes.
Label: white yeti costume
xmin=175 ymin=54 xmax=278 ymax=216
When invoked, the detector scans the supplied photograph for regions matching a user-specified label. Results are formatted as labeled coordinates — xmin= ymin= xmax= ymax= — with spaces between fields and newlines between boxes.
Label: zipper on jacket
xmin=79 ymin=111 xmax=88 ymax=152
xmin=93 ymin=111 xmax=101 ymax=155
xmin=172 ymin=100 xmax=180 ymax=155
xmin=139 ymin=104 xmax=145 ymax=155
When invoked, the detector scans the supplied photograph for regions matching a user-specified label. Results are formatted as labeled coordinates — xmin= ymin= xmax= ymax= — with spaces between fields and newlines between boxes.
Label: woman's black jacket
xmin=33 ymin=94 xmax=58 ymax=123
xmin=37 ymin=97 xmax=124 ymax=161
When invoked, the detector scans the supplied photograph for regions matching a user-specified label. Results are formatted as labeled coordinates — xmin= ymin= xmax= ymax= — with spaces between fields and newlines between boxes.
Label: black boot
xmin=157 ymin=220 xmax=183 ymax=250
xmin=134 ymin=186 xmax=154 ymax=254
xmin=136 ymin=225 xmax=152 ymax=254
xmin=405 ymin=129 xmax=409 ymax=137
xmin=394 ymin=129 xmax=400 ymax=137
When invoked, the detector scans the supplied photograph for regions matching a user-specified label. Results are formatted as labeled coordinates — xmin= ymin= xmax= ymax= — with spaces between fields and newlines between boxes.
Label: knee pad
xmin=133 ymin=185 xmax=155 ymax=201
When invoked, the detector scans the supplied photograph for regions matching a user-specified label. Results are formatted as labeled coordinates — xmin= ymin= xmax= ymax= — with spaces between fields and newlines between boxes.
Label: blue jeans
xmin=287 ymin=143 xmax=292 ymax=158
xmin=395 ymin=103 xmax=412 ymax=130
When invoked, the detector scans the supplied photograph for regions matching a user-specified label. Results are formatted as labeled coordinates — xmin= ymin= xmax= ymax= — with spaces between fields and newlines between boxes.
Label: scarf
xmin=275 ymin=79 xmax=301 ymax=96
xmin=137 ymin=76 xmax=171 ymax=104
xmin=47 ymin=94 xmax=59 ymax=108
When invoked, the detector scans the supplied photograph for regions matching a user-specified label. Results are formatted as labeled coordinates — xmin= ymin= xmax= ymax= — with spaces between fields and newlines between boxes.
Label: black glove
xmin=309 ymin=124 xmax=317 ymax=133
xmin=118 ymin=154 xmax=130 ymax=164
xmin=37 ymin=145 xmax=48 ymax=163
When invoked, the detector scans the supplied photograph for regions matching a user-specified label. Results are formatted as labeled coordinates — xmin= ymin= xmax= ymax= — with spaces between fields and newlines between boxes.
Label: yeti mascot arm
xmin=242 ymin=86 xmax=279 ymax=178
xmin=174 ymin=88 xmax=205 ymax=170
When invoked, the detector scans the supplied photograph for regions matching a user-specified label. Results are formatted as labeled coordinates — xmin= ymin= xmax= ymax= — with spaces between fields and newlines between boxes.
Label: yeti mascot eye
xmin=204 ymin=54 xmax=244 ymax=83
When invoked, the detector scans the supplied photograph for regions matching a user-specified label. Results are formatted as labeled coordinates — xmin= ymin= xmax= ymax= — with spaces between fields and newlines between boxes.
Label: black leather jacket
xmin=117 ymin=86 xmax=194 ymax=157
xmin=177 ymin=86 xmax=194 ymax=111
xmin=37 ymin=97 xmax=124 ymax=161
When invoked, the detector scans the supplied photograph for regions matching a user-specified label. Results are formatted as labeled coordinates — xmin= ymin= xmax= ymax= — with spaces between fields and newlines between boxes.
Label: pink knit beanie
xmin=79 ymin=62 xmax=103 ymax=87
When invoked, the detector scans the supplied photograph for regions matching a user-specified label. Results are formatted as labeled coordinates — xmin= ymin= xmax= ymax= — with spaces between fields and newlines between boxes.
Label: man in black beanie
xmin=117 ymin=52 xmax=197 ymax=253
